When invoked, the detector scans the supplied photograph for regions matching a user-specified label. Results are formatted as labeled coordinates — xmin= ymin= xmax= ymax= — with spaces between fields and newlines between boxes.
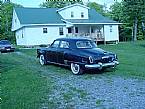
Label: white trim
xmin=71 ymin=23 xmax=122 ymax=25
xmin=56 ymin=3 xmax=90 ymax=12
xmin=61 ymin=19 xmax=122 ymax=25
xmin=61 ymin=19 xmax=72 ymax=24
xmin=12 ymin=23 xmax=66 ymax=31
xmin=22 ymin=23 xmax=66 ymax=26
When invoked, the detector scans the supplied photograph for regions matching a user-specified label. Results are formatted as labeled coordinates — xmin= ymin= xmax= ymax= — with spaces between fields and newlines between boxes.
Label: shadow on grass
xmin=139 ymin=44 xmax=145 ymax=48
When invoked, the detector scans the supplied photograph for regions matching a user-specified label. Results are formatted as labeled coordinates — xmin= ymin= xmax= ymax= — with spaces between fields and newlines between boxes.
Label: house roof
xmin=14 ymin=7 xmax=117 ymax=25
xmin=15 ymin=8 xmax=64 ymax=24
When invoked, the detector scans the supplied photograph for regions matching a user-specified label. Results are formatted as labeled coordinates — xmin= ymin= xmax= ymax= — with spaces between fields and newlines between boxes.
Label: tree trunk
xmin=132 ymin=26 xmax=134 ymax=41
xmin=133 ymin=17 xmax=138 ymax=41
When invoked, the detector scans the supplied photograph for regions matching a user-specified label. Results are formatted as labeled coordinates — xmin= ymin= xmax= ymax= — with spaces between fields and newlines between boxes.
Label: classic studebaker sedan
xmin=37 ymin=38 xmax=119 ymax=75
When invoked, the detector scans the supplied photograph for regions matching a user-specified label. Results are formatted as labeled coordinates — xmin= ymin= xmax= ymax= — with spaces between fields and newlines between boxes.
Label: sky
xmin=10 ymin=0 xmax=122 ymax=8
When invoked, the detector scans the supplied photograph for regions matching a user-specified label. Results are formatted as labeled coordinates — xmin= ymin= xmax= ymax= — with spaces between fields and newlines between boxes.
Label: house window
xmin=22 ymin=30 xmax=24 ymax=38
xmin=22 ymin=33 xmax=24 ymax=38
xmin=15 ymin=19 xmax=17 ymax=23
xmin=75 ymin=27 xmax=78 ymax=33
xmin=59 ymin=27 xmax=63 ymax=35
xmin=68 ymin=28 xmax=72 ymax=33
xmin=71 ymin=11 xmax=74 ymax=18
xmin=110 ymin=25 xmax=112 ymax=32
xmin=43 ymin=28 xmax=47 ymax=33
xmin=91 ymin=28 xmax=94 ymax=33
xmin=81 ymin=12 xmax=84 ymax=18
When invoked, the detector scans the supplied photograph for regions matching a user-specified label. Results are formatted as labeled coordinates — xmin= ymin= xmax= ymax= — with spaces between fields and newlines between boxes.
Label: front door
xmin=57 ymin=41 xmax=70 ymax=64
xmin=46 ymin=40 xmax=60 ymax=63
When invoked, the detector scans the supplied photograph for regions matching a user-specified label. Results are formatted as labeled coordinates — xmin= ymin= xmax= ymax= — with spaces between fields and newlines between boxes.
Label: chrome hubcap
xmin=40 ymin=55 xmax=44 ymax=65
xmin=71 ymin=63 xmax=80 ymax=74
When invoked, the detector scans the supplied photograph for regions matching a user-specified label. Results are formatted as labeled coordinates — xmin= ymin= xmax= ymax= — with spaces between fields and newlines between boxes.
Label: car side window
xmin=51 ymin=40 xmax=60 ymax=48
xmin=60 ymin=41 xmax=69 ymax=49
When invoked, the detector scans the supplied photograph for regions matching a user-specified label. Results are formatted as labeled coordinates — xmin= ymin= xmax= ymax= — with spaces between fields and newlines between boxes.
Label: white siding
xmin=16 ymin=28 xmax=27 ymax=45
xmin=104 ymin=25 xmax=119 ymax=41
xmin=59 ymin=6 xmax=88 ymax=19
xmin=11 ymin=10 xmax=21 ymax=31
xmin=16 ymin=26 xmax=67 ymax=45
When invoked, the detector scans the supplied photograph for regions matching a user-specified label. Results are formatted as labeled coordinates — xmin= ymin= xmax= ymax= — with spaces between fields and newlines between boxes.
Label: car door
xmin=57 ymin=41 xmax=70 ymax=64
xmin=46 ymin=40 xmax=60 ymax=63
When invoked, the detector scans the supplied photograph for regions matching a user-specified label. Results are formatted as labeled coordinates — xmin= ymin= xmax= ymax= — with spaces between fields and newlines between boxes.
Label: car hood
xmin=77 ymin=48 xmax=114 ymax=58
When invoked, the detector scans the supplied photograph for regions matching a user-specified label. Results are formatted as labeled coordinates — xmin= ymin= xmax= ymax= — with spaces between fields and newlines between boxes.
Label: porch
xmin=65 ymin=25 xmax=105 ymax=42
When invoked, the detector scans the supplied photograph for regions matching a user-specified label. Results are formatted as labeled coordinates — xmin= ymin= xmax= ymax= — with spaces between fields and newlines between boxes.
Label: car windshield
xmin=76 ymin=40 xmax=97 ymax=49
xmin=0 ymin=40 xmax=11 ymax=45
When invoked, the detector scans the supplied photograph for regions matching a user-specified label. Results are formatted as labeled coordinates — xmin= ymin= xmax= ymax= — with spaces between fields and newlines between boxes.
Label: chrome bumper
xmin=85 ymin=61 xmax=119 ymax=69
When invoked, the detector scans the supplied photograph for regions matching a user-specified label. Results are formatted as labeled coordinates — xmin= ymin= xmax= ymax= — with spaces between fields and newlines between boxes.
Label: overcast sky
xmin=11 ymin=0 xmax=122 ymax=8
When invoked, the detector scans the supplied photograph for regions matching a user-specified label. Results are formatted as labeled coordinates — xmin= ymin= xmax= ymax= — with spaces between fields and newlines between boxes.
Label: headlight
xmin=114 ymin=54 xmax=117 ymax=59
xmin=89 ymin=56 xmax=94 ymax=63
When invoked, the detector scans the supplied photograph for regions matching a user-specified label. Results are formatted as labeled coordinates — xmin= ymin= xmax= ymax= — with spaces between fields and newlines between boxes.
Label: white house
xmin=11 ymin=3 xmax=121 ymax=46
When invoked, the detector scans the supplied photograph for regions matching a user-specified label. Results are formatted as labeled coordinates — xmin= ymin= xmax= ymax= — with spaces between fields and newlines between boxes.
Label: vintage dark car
xmin=0 ymin=40 xmax=15 ymax=53
xmin=37 ymin=38 xmax=119 ymax=75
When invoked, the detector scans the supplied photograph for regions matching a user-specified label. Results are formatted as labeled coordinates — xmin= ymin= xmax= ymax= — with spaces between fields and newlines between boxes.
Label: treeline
xmin=0 ymin=0 xmax=144 ymax=43
xmin=0 ymin=0 xmax=22 ymax=43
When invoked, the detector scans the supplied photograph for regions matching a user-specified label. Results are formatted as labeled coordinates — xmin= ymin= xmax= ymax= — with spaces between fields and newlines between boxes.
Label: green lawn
xmin=0 ymin=50 xmax=57 ymax=109
xmin=1 ymin=41 xmax=145 ymax=109
xmin=99 ymin=41 xmax=145 ymax=79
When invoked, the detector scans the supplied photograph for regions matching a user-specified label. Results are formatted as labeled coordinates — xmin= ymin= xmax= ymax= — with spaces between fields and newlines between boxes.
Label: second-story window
xmin=43 ymin=28 xmax=47 ymax=33
xmin=15 ymin=19 xmax=17 ymax=23
xmin=81 ymin=12 xmax=84 ymax=18
xmin=110 ymin=25 xmax=112 ymax=32
xmin=71 ymin=11 xmax=74 ymax=18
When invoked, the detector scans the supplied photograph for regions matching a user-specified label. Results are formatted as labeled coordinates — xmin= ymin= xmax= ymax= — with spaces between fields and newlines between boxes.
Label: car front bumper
xmin=0 ymin=48 xmax=15 ymax=52
xmin=85 ymin=61 xmax=119 ymax=69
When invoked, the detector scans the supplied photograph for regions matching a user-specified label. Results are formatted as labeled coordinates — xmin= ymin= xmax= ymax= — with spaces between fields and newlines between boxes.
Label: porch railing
xmin=66 ymin=33 xmax=104 ymax=41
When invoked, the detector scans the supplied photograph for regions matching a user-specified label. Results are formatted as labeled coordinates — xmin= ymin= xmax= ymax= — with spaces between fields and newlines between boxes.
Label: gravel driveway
xmin=15 ymin=51 xmax=145 ymax=109
xmin=41 ymin=73 xmax=145 ymax=109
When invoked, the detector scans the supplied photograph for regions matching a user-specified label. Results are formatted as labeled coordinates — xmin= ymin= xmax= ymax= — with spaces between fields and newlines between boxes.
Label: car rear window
xmin=76 ymin=40 xmax=97 ymax=49
xmin=76 ymin=41 xmax=93 ymax=48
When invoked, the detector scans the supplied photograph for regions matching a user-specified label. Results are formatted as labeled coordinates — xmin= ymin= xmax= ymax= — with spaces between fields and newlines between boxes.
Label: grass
xmin=0 ymin=51 xmax=56 ymax=109
xmin=1 ymin=40 xmax=145 ymax=109
xmin=99 ymin=41 xmax=145 ymax=79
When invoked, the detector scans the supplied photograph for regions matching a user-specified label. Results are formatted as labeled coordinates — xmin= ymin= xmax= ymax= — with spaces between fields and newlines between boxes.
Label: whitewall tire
xmin=71 ymin=63 xmax=83 ymax=75
xmin=39 ymin=54 xmax=46 ymax=65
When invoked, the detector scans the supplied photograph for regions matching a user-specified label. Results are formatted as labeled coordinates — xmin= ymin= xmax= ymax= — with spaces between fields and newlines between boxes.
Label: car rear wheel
xmin=71 ymin=63 xmax=83 ymax=75
xmin=39 ymin=54 xmax=46 ymax=65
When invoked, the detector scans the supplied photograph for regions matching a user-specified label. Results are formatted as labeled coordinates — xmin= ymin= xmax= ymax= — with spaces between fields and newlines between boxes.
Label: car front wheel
xmin=71 ymin=63 xmax=83 ymax=75
xmin=39 ymin=54 xmax=46 ymax=65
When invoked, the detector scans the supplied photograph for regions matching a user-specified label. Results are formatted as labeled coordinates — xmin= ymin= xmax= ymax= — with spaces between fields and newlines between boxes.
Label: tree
xmin=0 ymin=1 xmax=22 ymax=43
xmin=109 ymin=2 xmax=131 ymax=41
xmin=40 ymin=0 xmax=83 ymax=8
xmin=87 ymin=2 xmax=104 ymax=15
xmin=109 ymin=2 xmax=124 ymax=22
xmin=109 ymin=0 xmax=145 ymax=41
xmin=122 ymin=0 xmax=145 ymax=41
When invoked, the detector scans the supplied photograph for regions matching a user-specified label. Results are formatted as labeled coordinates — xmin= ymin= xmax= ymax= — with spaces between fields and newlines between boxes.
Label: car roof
xmin=55 ymin=37 xmax=92 ymax=42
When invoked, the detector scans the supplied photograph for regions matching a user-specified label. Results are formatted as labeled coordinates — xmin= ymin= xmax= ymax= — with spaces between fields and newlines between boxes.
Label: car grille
xmin=101 ymin=57 xmax=113 ymax=63
xmin=95 ymin=57 xmax=113 ymax=64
